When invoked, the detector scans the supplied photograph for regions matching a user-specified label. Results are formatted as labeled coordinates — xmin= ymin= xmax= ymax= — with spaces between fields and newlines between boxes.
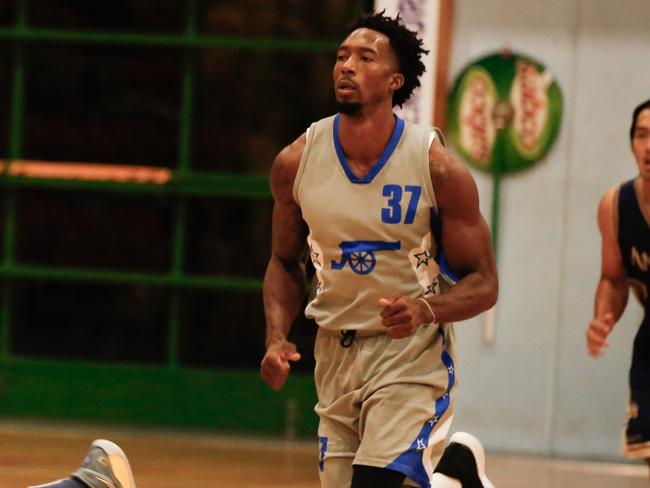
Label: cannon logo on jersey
xmin=331 ymin=240 xmax=401 ymax=275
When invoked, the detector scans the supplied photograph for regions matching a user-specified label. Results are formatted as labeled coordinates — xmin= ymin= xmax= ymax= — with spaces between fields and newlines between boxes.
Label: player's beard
xmin=337 ymin=101 xmax=362 ymax=116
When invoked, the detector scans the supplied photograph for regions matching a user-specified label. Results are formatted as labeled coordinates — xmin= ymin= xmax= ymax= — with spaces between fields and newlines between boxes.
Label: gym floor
xmin=1 ymin=421 xmax=647 ymax=488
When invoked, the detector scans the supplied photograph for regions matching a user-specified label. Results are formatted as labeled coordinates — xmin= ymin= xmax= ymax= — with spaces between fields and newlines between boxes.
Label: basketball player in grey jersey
xmin=262 ymin=12 xmax=498 ymax=488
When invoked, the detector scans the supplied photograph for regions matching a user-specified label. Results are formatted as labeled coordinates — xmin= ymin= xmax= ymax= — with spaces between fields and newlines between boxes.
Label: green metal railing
xmin=0 ymin=0 xmax=375 ymax=437
xmin=0 ymin=0 xmax=338 ymax=365
xmin=0 ymin=26 xmax=338 ymax=52
xmin=0 ymin=0 xmax=349 ymax=435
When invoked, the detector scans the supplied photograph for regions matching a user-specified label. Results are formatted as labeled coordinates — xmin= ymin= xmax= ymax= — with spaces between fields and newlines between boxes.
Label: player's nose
xmin=341 ymin=56 xmax=356 ymax=73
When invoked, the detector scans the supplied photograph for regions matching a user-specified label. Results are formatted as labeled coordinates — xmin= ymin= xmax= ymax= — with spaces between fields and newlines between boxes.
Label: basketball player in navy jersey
xmin=587 ymin=99 xmax=650 ymax=475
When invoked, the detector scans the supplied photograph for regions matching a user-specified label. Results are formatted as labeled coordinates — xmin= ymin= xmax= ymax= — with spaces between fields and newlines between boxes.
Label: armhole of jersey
xmin=432 ymin=127 xmax=446 ymax=148
xmin=424 ymin=128 xmax=441 ymax=210
xmin=632 ymin=177 xmax=650 ymax=227
xmin=292 ymin=124 xmax=315 ymax=205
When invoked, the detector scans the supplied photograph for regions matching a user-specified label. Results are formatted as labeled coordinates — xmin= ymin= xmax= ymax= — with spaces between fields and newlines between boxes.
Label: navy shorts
xmin=625 ymin=388 xmax=650 ymax=459
xmin=625 ymin=322 xmax=650 ymax=459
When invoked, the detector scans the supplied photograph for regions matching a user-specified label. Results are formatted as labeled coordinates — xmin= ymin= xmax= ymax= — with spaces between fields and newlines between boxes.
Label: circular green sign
xmin=447 ymin=51 xmax=563 ymax=173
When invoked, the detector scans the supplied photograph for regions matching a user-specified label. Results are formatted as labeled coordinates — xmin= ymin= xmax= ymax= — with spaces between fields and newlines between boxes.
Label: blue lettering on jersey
xmin=381 ymin=185 xmax=422 ymax=224
xmin=382 ymin=185 xmax=403 ymax=223
xmin=331 ymin=240 xmax=401 ymax=274
xmin=631 ymin=246 xmax=650 ymax=272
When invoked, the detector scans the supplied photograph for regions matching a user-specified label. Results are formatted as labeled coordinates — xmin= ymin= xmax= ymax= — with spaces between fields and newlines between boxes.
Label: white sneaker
xmin=431 ymin=432 xmax=495 ymax=488
xmin=71 ymin=439 xmax=137 ymax=488
xmin=431 ymin=472 xmax=463 ymax=487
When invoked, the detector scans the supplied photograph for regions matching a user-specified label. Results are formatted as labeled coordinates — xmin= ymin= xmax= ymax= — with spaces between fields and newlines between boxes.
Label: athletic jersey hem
xmin=315 ymin=326 xmax=385 ymax=338
xmin=314 ymin=323 xmax=448 ymax=337
xmin=292 ymin=121 xmax=320 ymax=205
xmin=422 ymin=129 xmax=437 ymax=211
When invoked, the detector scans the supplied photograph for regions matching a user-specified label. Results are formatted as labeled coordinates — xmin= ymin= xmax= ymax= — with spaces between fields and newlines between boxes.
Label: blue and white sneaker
xmin=431 ymin=432 xmax=495 ymax=488
xmin=70 ymin=439 xmax=137 ymax=488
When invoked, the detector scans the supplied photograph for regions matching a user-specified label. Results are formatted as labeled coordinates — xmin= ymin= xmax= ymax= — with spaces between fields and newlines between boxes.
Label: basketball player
xmin=261 ymin=11 xmax=498 ymax=488
xmin=28 ymin=439 xmax=136 ymax=488
xmin=587 ymin=99 xmax=650 ymax=476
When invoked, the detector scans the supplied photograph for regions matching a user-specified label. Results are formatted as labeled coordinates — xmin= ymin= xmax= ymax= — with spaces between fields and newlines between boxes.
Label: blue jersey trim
xmin=319 ymin=436 xmax=328 ymax=472
xmin=430 ymin=207 xmax=461 ymax=285
xmin=385 ymin=328 xmax=455 ymax=488
xmin=333 ymin=113 xmax=405 ymax=184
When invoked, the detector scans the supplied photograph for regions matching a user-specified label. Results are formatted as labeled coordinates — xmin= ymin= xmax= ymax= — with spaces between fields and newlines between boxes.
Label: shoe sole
xmin=447 ymin=432 xmax=495 ymax=488
xmin=430 ymin=472 xmax=463 ymax=487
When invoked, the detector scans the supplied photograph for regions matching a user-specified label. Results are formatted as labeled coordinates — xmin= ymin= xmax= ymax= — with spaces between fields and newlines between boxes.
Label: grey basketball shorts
xmin=314 ymin=322 xmax=457 ymax=488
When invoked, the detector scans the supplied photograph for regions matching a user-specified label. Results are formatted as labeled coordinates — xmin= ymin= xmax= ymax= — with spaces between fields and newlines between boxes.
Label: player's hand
xmin=379 ymin=295 xmax=434 ymax=339
xmin=260 ymin=340 xmax=301 ymax=390
xmin=587 ymin=313 xmax=615 ymax=357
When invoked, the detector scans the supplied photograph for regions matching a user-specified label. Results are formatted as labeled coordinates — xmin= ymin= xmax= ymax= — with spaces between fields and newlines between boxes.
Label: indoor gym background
xmin=0 ymin=1 xmax=648 ymax=487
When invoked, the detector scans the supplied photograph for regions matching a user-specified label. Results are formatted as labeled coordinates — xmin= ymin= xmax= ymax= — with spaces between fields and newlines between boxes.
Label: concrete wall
xmin=448 ymin=0 xmax=649 ymax=460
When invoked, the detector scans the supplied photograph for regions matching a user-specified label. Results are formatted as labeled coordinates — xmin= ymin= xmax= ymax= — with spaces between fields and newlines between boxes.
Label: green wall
xmin=0 ymin=358 xmax=318 ymax=436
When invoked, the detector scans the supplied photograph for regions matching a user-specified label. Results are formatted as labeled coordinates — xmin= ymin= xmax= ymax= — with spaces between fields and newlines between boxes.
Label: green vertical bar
xmin=0 ymin=195 xmax=14 ymax=354
xmin=1 ymin=0 xmax=27 ymax=360
xmin=177 ymin=0 xmax=196 ymax=174
xmin=14 ymin=0 xmax=27 ymax=27
xmin=3 ymin=39 xmax=23 ymax=260
xmin=0 ymin=188 xmax=15 ymax=356
xmin=490 ymin=126 xmax=509 ymax=261
xmin=167 ymin=199 xmax=186 ymax=368
xmin=166 ymin=0 xmax=197 ymax=368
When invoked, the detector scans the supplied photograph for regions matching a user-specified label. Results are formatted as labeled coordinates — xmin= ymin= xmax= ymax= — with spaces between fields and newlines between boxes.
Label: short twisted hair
xmin=346 ymin=11 xmax=429 ymax=108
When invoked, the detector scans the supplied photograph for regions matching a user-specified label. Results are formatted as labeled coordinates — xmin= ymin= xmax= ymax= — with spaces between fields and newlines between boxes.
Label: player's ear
xmin=389 ymin=73 xmax=404 ymax=91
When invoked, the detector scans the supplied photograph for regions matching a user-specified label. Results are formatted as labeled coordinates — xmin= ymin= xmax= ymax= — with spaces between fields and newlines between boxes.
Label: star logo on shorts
xmin=428 ymin=415 xmax=439 ymax=426
xmin=448 ymin=365 xmax=454 ymax=375
xmin=414 ymin=250 xmax=432 ymax=268
xmin=309 ymin=244 xmax=321 ymax=267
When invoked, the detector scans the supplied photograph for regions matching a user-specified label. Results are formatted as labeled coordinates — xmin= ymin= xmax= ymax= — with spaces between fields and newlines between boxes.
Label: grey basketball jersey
xmin=293 ymin=114 xmax=444 ymax=333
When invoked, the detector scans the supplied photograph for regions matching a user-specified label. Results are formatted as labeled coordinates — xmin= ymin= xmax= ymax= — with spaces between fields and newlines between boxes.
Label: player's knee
xmin=351 ymin=464 xmax=406 ymax=488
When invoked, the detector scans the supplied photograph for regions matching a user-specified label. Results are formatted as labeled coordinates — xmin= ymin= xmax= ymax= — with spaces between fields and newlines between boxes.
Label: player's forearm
xmin=263 ymin=255 xmax=306 ymax=347
xmin=425 ymin=270 xmax=498 ymax=323
xmin=594 ymin=277 xmax=628 ymax=322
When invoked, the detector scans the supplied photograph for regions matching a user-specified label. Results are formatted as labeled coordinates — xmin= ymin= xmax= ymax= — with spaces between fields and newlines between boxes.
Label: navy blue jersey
xmin=617 ymin=179 xmax=650 ymax=309
xmin=618 ymin=179 xmax=650 ymax=394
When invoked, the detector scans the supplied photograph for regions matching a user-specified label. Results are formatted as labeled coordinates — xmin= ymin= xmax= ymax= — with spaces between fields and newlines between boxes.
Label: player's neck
xmin=337 ymin=105 xmax=397 ymax=168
